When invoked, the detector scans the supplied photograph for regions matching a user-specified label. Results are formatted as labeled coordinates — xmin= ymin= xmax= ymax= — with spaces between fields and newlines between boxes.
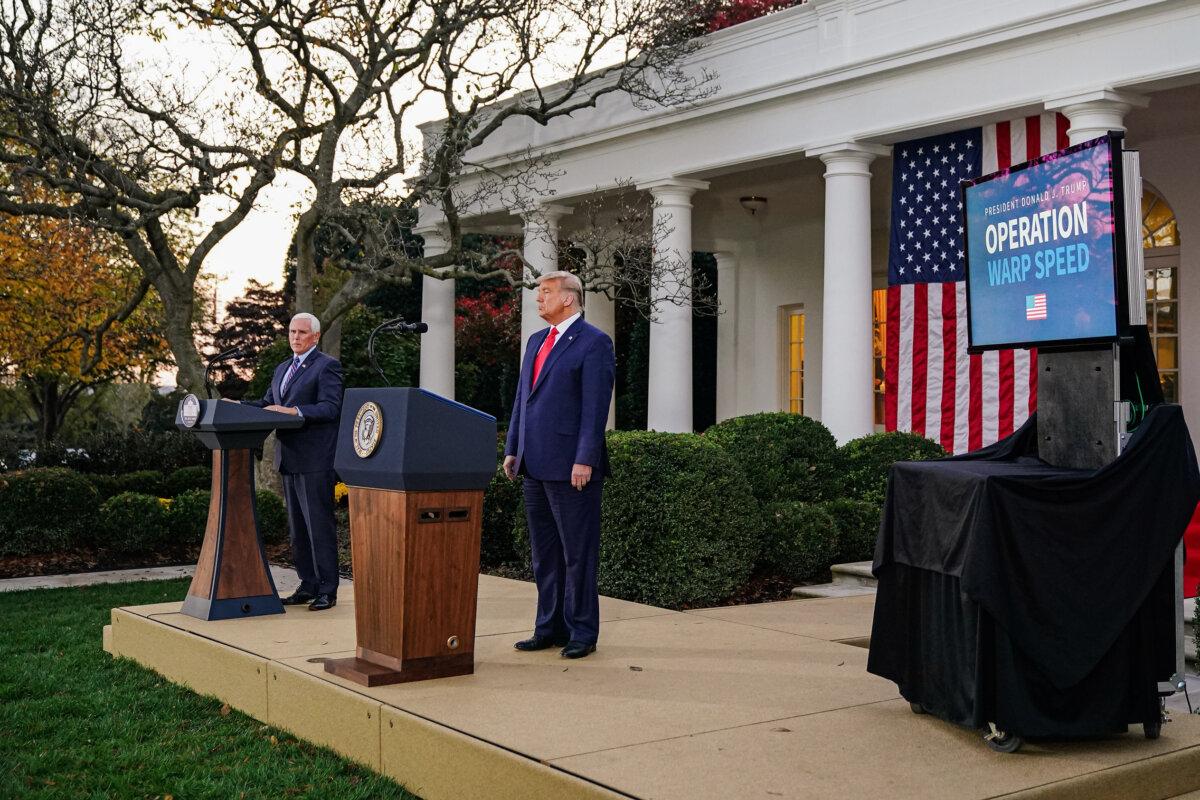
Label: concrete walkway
xmin=0 ymin=564 xmax=306 ymax=594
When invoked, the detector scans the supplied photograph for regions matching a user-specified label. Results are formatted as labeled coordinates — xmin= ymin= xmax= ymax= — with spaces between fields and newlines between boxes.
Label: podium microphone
xmin=368 ymin=319 xmax=428 ymax=386
xmin=207 ymin=345 xmax=244 ymax=364
xmin=204 ymin=345 xmax=245 ymax=399
xmin=387 ymin=321 xmax=428 ymax=334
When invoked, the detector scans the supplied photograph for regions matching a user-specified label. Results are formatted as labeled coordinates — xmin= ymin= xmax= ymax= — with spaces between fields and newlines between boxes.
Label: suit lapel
xmin=529 ymin=324 xmax=582 ymax=398
xmin=282 ymin=352 xmax=319 ymax=401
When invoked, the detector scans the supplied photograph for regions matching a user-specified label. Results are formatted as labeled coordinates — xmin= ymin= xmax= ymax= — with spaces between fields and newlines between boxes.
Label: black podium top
xmin=175 ymin=396 xmax=303 ymax=451
xmin=334 ymin=387 xmax=496 ymax=492
xmin=873 ymin=405 xmax=1199 ymax=690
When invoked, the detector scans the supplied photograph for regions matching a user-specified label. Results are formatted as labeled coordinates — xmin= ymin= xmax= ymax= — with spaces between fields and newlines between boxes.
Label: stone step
xmin=831 ymin=561 xmax=877 ymax=589
xmin=790 ymin=582 xmax=876 ymax=599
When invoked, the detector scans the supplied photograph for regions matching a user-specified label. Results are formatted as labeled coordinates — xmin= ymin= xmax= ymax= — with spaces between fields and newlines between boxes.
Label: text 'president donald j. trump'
xmin=503 ymin=270 xmax=615 ymax=659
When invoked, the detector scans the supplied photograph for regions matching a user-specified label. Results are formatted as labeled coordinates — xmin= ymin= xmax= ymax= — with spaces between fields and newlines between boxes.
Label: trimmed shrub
xmin=596 ymin=431 xmax=759 ymax=608
xmin=86 ymin=470 xmax=168 ymax=501
xmin=839 ymin=431 xmax=947 ymax=506
xmin=761 ymin=502 xmax=839 ymax=583
xmin=256 ymin=490 xmax=287 ymax=545
xmin=705 ymin=413 xmax=841 ymax=505
xmin=0 ymin=467 xmax=100 ymax=555
xmin=162 ymin=465 xmax=212 ymax=498
xmin=169 ymin=489 xmax=211 ymax=549
xmin=99 ymin=492 xmax=170 ymax=556
xmin=818 ymin=497 xmax=883 ymax=564
xmin=482 ymin=467 xmax=522 ymax=568
xmin=41 ymin=429 xmax=206 ymax=474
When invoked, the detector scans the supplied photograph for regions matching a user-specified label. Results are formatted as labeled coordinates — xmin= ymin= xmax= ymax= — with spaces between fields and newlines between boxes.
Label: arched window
xmin=1142 ymin=184 xmax=1180 ymax=402
xmin=1142 ymin=186 xmax=1180 ymax=248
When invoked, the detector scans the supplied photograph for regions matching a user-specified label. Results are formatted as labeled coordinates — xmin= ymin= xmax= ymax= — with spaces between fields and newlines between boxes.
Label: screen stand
xmin=1037 ymin=346 xmax=1120 ymax=470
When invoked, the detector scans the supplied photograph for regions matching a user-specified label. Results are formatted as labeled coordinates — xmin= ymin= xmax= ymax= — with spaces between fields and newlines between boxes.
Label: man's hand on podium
xmin=265 ymin=404 xmax=300 ymax=416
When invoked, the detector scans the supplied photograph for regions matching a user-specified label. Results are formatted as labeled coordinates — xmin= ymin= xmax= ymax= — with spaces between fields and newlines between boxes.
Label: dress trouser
xmin=523 ymin=476 xmax=603 ymax=645
xmin=281 ymin=470 xmax=339 ymax=596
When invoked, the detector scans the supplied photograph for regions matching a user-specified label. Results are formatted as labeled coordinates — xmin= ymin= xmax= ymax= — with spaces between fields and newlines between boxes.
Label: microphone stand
xmin=367 ymin=318 xmax=427 ymax=387
xmin=204 ymin=346 xmax=243 ymax=399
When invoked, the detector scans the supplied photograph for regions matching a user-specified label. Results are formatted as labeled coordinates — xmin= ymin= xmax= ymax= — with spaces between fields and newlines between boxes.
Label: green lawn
xmin=0 ymin=579 xmax=418 ymax=799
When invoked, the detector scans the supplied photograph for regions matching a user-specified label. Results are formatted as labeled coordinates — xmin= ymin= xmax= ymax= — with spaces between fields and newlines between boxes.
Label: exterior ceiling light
xmin=739 ymin=196 xmax=768 ymax=216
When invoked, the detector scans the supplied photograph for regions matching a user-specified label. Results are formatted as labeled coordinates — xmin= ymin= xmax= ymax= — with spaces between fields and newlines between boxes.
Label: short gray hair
xmin=291 ymin=312 xmax=321 ymax=334
xmin=536 ymin=270 xmax=584 ymax=309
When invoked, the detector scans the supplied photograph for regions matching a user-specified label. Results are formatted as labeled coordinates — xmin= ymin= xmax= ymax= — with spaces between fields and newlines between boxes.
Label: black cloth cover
xmin=868 ymin=405 xmax=1198 ymax=734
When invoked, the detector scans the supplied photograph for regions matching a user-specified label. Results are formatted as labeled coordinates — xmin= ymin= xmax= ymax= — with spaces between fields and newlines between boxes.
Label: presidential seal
xmin=353 ymin=401 xmax=383 ymax=458
xmin=180 ymin=393 xmax=201 ymax=428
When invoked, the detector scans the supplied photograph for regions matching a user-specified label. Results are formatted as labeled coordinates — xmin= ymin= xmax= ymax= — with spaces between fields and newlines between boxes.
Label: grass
xmin=0 ymin=579 xmax=418 ymax=800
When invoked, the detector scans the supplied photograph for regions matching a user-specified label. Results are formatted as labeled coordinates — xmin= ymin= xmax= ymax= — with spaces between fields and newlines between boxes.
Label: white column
xmin=582 ymin=246 xmax=618 ymax=429
xmin=637 ymin=178 xmax=709 ymax=433
xmin=416 ymin=227 xmax=455 ymax=399
xmin=519 ymin=205 xmax=572 ymax=361
xmin=714 ymin=250 xmax=738 ymax=423
xmin=1045 ymin=89 xmax=1147 ymax=145
xmin=806 ymin=142 xmax=889 ymax=444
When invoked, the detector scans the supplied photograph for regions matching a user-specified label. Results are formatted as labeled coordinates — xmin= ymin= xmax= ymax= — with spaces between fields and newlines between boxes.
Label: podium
xmin=324 ymin=388 xmax=496 ymax=686
xmin=175 ymin=395 xmax=303 ymax=620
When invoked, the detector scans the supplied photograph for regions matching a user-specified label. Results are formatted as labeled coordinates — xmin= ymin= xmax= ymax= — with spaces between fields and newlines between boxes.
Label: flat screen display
xmin=962 ymin=135 xmax=1124 ymax=350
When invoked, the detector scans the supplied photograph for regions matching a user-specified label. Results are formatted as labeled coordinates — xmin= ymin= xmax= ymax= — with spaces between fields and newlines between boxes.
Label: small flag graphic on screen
xmin=1026 ymin=293 xmax=1047 ymax=320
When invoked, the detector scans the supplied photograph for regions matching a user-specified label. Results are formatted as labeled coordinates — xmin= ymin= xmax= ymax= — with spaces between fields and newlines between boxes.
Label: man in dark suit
xmin=503 ymin=271 xmax=615 ymax=659
xmin=245 ymin=312 xmax=344 ymax=611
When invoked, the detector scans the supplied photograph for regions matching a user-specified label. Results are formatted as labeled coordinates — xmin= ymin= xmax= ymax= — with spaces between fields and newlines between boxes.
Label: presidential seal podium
xmin=175 ymin=395 xmax=304 ymax=620
xmin=325 ymin=387 xmax=496 ymax=686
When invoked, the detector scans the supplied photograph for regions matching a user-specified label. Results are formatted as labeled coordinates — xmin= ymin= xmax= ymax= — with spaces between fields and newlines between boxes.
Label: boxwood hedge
xmin=0 ymin=468 xmax=100 ymax=555
xmin=705 ymin=413 xmax=841 ymax=505
xmin=839 ymin=431 xmax=946 ymax=506
xmin=514 ymin=431 xmax=760 ymax=610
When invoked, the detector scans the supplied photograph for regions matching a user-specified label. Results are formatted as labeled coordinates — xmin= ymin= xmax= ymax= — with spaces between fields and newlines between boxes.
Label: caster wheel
xmin=984 ymin=723 xmax=1023 ymax=753
xmin=1145 ymin=719 xmax=1161 ymax=740
xmin=909 ymin=701 xmax=927 ymax=715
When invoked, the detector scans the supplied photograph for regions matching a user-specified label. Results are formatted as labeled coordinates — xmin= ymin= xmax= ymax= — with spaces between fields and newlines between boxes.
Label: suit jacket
xmin=505 ymin=319 xmax=615 ymax=481
xmin=245 ymin=349 xmax=344 ymax=474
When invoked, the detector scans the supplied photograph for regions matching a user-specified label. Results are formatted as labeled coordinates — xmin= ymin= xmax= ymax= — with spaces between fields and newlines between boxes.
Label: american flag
xmin=884 ymin=113 xmax=1070 ymax=453
xmin=1025 ymin=293 xmax=1047 ymax=321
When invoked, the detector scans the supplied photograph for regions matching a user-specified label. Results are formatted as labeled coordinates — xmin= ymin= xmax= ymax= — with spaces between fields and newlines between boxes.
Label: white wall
xmin=1132 ymin=88 xmax=1200 ymax=451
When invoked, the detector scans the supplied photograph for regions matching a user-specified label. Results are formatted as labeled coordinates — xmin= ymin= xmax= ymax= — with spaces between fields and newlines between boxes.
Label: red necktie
xmin=531 ymin=326 xmax=558 ymax=387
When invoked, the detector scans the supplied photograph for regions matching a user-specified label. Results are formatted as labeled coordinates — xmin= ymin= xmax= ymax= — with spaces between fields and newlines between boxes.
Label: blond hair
xmin=536 ymin=270 xmax=584 ymax=310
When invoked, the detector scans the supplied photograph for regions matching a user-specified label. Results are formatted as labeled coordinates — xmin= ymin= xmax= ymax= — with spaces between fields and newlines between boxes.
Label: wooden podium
xmin=324 ymin=388 xmax=496 ymax=686
xmin=175 ymin=396 xmax=303 ymax=620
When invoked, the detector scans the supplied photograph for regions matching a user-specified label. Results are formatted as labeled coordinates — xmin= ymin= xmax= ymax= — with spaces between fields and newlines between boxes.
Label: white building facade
xmin=416 ymin=0 xmax=1199 ymax=448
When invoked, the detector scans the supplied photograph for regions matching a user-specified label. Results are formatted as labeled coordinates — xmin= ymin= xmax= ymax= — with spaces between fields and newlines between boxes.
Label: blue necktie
xmin=281 ymin=357 xmax=301 ymax=392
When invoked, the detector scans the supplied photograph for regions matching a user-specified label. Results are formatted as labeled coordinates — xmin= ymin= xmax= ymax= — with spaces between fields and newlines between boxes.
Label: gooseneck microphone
xmin=204 ymin=345 xmax=245 ymax=399
xmin=367 ymin=318 xmax=429 ymax=386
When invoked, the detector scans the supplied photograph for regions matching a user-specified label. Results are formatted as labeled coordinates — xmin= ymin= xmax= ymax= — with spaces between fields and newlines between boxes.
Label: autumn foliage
xmin=0 ymin=201 xmax=170 ymax=440
xmin=706 ymin=0 xmax=801 ymax=32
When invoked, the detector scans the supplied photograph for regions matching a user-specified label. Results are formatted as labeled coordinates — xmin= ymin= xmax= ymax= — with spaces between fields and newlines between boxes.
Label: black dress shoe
xmin=560 ymin=641 xmax=597 ymax=659
xmin=281 ymin=590 xmax=316 ymax=606
xmin=308 ymin=593 xmax=337 ymax=611
xmin=513 ymin=634 xmax=569 ymax=652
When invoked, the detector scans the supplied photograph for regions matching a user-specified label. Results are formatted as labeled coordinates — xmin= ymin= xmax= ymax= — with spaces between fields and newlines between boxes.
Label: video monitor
xmin=961 ymin=134 xmax=1128 ymax=351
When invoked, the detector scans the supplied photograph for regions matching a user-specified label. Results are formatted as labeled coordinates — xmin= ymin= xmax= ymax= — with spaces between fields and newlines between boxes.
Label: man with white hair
xmin=245 ymin=312 xmax=344 ymax=611
xmin=504 ymin=271 xmax=615 ymax=659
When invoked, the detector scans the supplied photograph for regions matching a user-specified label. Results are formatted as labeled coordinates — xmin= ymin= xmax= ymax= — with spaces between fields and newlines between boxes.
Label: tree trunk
xmin=155 ymin=277 xmax=206 ymax=392
xmin=293 ymin=208 xmax=320 ymax=314
xmin=323 ymin=315 xmax=343 ymax=359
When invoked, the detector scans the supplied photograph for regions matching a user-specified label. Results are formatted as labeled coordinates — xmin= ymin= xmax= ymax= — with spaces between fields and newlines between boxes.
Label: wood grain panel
xmin=348 ymin=488 xmax=408 ymax=660
xmin=345 ymin=488 xmax=483 ymax=668
xmin=403 ymin=490 xmax=482 ymax=664
xmin=186 ymin=451 xmax=224 ymax=600
xmin=214 ymin=449 xmax=274 ymax=599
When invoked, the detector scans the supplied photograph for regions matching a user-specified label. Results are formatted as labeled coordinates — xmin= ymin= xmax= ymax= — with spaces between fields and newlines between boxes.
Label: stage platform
xmin=103 ymin=575 xmax=1200 ymax=800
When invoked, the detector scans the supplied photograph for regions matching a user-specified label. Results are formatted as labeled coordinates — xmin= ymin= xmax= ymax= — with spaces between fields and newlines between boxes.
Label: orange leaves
xmin=0 ymin=202 xmax=170 ymax=382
